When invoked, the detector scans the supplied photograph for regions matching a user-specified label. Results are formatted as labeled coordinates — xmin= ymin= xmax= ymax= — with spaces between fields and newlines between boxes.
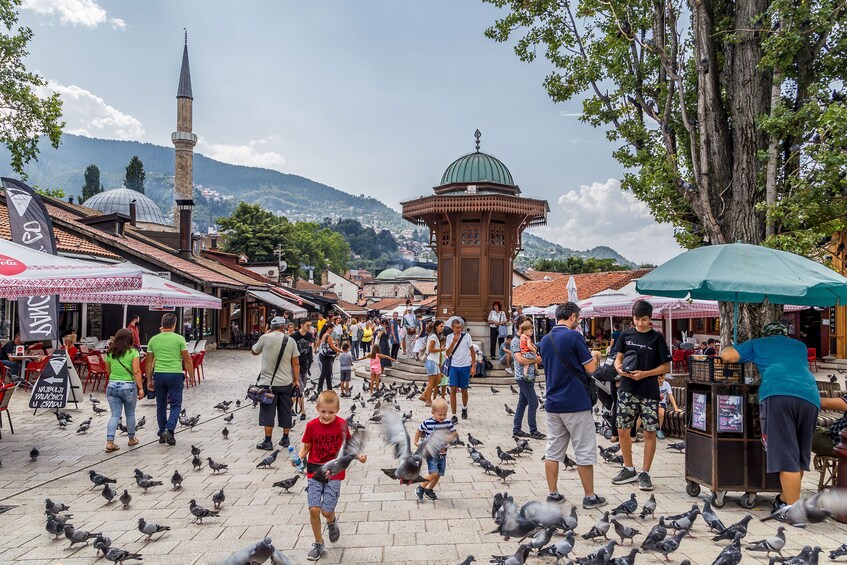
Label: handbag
xmin=246 ymin=334 xmax=289 ymax=405
xmin=546 ymin=329 xmax=598 ymax=407
xmin=441 ymin=332 xmax=467 ymax=378
xmin=497 ymin=312 xmax=509 ymax=338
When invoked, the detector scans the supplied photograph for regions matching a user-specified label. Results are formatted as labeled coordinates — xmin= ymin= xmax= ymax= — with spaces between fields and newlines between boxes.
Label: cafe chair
xmin=83 ymin=355 xmax=107 ymax=393
xmin=807 ymin=348 xmax=818 ymax=372
xmin=23 ymin=356 xmax=49 ymax=390
xmin=0 ymin=383 xmax=16 ymax=439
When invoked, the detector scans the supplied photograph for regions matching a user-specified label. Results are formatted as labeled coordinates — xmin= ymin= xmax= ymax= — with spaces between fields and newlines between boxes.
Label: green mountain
xmin=6 ymin=134 xmax=636 ymax=266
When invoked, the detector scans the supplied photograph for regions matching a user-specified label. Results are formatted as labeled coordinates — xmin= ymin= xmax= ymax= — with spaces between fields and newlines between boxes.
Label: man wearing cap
xmin=252 ymin=316 xmax=300 ymax=450
xmin=444 ymin=317 xmax=475 ymax=423
xmin=721 ymin=322 xmax=819 ymax=524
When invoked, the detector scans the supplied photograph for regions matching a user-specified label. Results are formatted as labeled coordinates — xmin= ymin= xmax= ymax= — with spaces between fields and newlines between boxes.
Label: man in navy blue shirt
xmin=539 ymin=302 xmax=607 ymax=509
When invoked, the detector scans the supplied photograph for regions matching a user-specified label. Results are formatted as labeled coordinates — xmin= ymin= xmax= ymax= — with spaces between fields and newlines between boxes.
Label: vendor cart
xmin=684 ymin=357 xmax=781 ymax=508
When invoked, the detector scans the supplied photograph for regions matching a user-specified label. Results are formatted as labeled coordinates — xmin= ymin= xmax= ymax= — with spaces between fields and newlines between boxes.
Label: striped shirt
xmin=418 ymin=417 xmax=456 ymax=455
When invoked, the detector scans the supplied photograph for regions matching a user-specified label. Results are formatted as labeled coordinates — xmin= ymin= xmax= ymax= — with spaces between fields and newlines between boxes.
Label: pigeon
xmin=104 ymin=547 xmax=143 ymax=563
xmin=119 ymin=490 xmax=132 ymax=510
xmin=667 ymin=441 xmax=685 ymax=452
xmin=189 ymin=499 xmax=220 ymax=524
xmin=830 ymin=543 xmax=847 ymax=560
xmin=208 ymin=458 xmax=228 ymax=474
xmin=45 ymin=516 xmax=65 ymax=539
xmin=611 ymin=548 xmax=640 ymax=565
xmin=585 ymin=539 xmax=617 ymax=562
xmin=136 ymin=476 xmax=164 ymax=493
xmin=272 ymin=475 xmax=300 ymax=493
xmin=761 ymin=491 xmax=832 ymax=526
xmin=669 ymin=507 xmax=700 ymax=531
xmin=213 ymin=488 xmax=226 ymax=509
xmin=711 ymin=515 xmax=751 ymax=542
xmin=497 ymin=446 xmax=516 ymax=464
xmin=222 ymin=537 xmax=295 ymax=565
xmin=611 ymin=493 xmax=638 ymax=516
xmin=171 ymin=470 xmax=183 ymax=490
xmin=214 ymin=402 xmax=229 ymax=411
xmin=138 ymin=517 xmax=170 ymax=541
xmin=45 ymin=499 xmax=70 ymax=514
xmin=490 ymin=386 xmax=500 ymax=394
xmin=135 ymin=415 xmax=146 ymax=430
xmin=582 ymin=511 xmax=611 ymax=540
xmin=381 ymin=411 xmax=450 ymax=484
xmin=313 ymin=428 xmax=368 ymax=483
xmin=666 ymin=504 xmax=700 ymax=522
xmin=89 ymin=470 xmax=117 ymax=488
xmin=654 ymin=529 xmax=688 ymax=561
xmin=510 ymin=385 xmax=518 ymax=394
xmin=639 ymin=494 xmax=657 ymax=519
xmin=134 ymin=468 xmax=153 ymax=481
xmin=504 ymin=404 xmax=515 ymax=416
xmin=64 ymin=524 xmax=101 ymax=548
xmin=29 ymin=447 xmax=39 ymax=461
xmin=101 ymin=484 xmax=117 ymax=503
xmin=612 ymin=518 xmax=641 ymax=544
xmin=92 ymin=405 xmax=108 ymax=415
xmin=456 ymin=557 xmax=476 ymax=565
xmin=192 ymin=455 xmax=202 ymax=470
xmin=191 ymin=444 xmax=201 ymax=456
xmin=527 ymin=526 xmax=555 ymax=550
xmin=562 ymin=453 xmax=576 ymax=470
xmin=538 ymin=530 xmax=575 ymax=559
xmin=769 ymin=546 xmax=814 ymax=565
xmin=746 ymin=526 xmax=786 ymax=557
xmin=89 ymin=394 xmax=100 ymax=404
xmin=46 ymin=510 xmax=73 ymax=527
xmin=577 ymin=547 xmax=609 ymax=565
xmin=513 ymin=437 xmax=532 ymax=451
xmin=93 ymin=534 xmax=111 ymax=556
xmin=222 ymin=427 xmax=229 ymax=439
xmin=702 ymin=499 xmax=727 ymax=532
xmin=712 ymin=532 xmax=743 ymax=565
xmin=493 ymin=466 xmax=516 ymax=483
xmin=490 ymin=543 xmax=532 ymax=565
xmin=257 ymin=449 xmax=281 ymax=469
xmin=641 ymin=516 xmax=667 ymax=550
xmin=468 ymin=433 xmax=483 ymax=447
xmin=492 ymin=496 xmax=570 ymax=539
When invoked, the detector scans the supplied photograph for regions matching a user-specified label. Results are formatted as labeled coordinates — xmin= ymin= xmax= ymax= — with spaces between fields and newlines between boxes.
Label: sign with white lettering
xmin=28 ymin=351 xmax=69 ymax=409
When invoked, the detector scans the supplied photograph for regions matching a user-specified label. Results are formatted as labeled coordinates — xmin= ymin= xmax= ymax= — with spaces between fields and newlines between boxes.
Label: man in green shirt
xmin=146 ymin=313 xmax=193 ymax=446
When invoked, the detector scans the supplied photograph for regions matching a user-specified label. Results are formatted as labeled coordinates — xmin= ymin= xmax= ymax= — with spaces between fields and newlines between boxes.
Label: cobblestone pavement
xmin=0 ymin=349 xmax=844 ymax=564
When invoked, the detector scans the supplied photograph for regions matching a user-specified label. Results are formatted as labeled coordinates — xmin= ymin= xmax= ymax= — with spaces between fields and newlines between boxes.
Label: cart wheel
xmin=740 ymin=493 xmax=756 ymax=509
xmin=711 ymin=491 xmax=726 ymax=508
xmin=685 ymin=482 xmax=701 ymax=497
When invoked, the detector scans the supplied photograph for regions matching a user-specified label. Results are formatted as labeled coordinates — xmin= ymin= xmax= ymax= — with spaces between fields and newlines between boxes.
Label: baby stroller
xmin=593 ymin=358 xmax=618 ymax=439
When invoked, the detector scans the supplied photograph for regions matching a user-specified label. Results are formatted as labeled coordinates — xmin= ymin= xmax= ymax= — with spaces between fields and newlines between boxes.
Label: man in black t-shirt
xmin=292 ymin=320 xmax=315 ymax=377
xmin=0 ymin=334 xmax=22 ymax=379
xmin=612 ymin=300 xmax=672 ymax=492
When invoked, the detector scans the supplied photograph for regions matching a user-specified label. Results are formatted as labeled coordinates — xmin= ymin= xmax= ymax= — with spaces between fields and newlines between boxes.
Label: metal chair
xmin=0 ymin=383 xmax=16 ymax=438
xmin=83 ymin=355 xmax=107 ymax=392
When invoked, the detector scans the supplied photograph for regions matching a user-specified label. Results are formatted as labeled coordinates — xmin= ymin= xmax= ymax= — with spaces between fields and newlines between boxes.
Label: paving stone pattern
xmin=0 ymin=350 xmax=843 ymax=564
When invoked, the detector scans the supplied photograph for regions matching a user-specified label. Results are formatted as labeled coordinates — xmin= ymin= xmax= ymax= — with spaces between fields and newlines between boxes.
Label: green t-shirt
xmin=105 ymin=349 xmax=140 ymax=382
xmin=147 ymin=331 xmax=188 ymax=374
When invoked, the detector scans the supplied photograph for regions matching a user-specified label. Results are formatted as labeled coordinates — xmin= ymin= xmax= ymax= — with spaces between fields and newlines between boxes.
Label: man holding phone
xmin=612 ymin=300 xmax=672 ymax=491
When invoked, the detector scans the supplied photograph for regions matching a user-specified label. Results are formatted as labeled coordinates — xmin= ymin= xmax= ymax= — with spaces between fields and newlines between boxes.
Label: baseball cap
xmin=270 ymin=316 xmax=286 ymax=328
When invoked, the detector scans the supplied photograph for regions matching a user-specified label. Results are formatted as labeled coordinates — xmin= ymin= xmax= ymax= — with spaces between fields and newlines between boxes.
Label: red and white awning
xmin=0 ymin=238 xmax=142 ymax=299
xmin=69 ymin=272 xmax=222 ymax=309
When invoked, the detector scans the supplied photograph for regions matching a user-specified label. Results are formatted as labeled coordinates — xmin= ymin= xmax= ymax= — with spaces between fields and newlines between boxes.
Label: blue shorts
xmin=426 ymin=454 xmax=447 ymax=476
xmin=448 ymin=365 xmax=471 ymax=389
xmin=424 ymin=360 xmax=440 ymax=376
xmin=306 ymin=478 xmax=341 ymax=512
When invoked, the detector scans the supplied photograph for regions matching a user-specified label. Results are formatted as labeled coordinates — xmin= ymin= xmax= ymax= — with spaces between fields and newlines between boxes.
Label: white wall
xmin=327 ymin=270 xmax=360 ymax=304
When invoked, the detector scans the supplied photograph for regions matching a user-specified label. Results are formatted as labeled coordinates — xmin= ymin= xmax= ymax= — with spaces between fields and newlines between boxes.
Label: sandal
xmin=128 ymin=438 xmax=139 ymax=447
xmin=105 ymin=443 xmax=120 ymax=452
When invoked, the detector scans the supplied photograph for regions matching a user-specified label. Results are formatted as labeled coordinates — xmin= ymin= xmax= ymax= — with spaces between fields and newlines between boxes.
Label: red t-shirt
xmin=302 ymin=416 xmax=350 ymax=480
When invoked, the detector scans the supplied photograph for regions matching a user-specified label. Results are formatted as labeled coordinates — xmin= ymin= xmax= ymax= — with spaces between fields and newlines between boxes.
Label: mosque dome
xmin=375 ymin=268 xmax=402 ymax=280
xmin=83 ymin=188 xmax=169 ymax=225
xmin=440 ymin=151 xmax=514 ymax=187
xmin=398 ymin=266 xmax=435 ymax=280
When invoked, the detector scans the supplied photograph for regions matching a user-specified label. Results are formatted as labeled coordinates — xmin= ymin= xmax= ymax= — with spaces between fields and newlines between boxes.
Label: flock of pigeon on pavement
xmin=29 ymin=374 xmax=847 ymax=564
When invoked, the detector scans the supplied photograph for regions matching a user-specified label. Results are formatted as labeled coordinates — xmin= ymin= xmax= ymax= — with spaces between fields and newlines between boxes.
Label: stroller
xmin=593 ymin=358 xmax=618 ymax=439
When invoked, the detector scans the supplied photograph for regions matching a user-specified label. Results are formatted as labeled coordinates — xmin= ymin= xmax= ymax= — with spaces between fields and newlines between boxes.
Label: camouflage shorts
xmin=616 ymin=390 xmax=659 ymax=432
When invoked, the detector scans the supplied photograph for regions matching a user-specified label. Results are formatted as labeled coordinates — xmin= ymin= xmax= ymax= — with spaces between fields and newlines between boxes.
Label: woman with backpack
xmin=316 ymin=320 xmax=341 ymax=392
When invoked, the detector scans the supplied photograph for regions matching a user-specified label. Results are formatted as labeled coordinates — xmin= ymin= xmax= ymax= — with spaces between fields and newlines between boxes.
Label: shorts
xmin=340 ymin=369 xmax=351 ymax=382
xmin=448 ymin=365 xmax=471 ymax=389
xmin=426 ymin=454 xmax=447 ymax=476
xmin=258 ymin=384 xmax=294 ymax=428
xmin=424 ymin=360 xmax=440 ymax=376
xmin=760 ymin=396 xmax=818 ymax=473
xmin=544 ymin=410 xmax=596 ymax=466
xmin=306 ymin=478 xmax=341 ymax=512
xmin=616 ymin=390 xmax=659 ymax=432
xmin=659 ymin=402 xmax=668 ymax=409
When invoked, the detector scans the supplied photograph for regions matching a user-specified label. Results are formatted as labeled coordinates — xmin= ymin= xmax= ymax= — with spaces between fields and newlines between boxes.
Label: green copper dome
xmin=440 ymin=151 xmax=514 ymax=186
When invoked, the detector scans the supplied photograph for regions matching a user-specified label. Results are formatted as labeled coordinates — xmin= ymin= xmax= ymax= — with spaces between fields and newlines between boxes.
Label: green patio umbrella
xmin=635 ymin=243 xmax=847 ymax=342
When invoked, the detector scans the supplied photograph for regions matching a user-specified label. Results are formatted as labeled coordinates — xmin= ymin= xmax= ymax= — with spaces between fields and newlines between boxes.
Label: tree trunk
xmin=719 ymin=301 xmax=783 ymax=346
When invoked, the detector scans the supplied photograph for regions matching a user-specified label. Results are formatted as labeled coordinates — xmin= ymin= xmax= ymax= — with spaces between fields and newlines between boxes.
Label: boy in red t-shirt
xmin=299 ymin=390 xmax=367 ymax=561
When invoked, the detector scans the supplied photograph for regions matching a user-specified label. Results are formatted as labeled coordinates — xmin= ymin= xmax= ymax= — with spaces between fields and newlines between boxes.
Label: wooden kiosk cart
xmin=684 ymin=357 xmax=781 ymax=508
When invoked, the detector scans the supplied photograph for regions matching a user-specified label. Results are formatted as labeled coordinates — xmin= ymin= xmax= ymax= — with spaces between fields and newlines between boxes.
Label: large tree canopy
xmin=484 ymin=0 xmax=847 ymax=341
xmin=0 ymin=0 xmax=63 ymax=175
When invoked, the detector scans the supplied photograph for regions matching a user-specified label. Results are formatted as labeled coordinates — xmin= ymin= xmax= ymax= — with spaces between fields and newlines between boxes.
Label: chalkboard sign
xmin=28 ymin=351 xmax=69 ymax=409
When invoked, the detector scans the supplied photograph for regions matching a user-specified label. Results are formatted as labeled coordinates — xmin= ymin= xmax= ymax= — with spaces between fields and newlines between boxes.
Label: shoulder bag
xmin=318 ymin=333 xmax=336 ymax=358
xmin=441 ymin=332 xmax=467 ymax=378
xmin=247 ymin=335 xmax=289 ymax=405
xmin=546 ymin=330 xmax=598 ymax=407
xmin=497 ymin=311 xmax=509 ymax=338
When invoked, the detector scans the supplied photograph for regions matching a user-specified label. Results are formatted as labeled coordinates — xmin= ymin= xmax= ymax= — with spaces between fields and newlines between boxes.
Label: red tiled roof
xmin=512 ymin=269 xmax=652 ymax=307
xmin=523 ymin=269 xmax=567 ymax=281
xmin=410 ymin=281 xmax=437 ymax=296
xmin=335 ymin=299 xmax=368 ymax=315
xmin=366 ymin=297 xmax=407 ymax=311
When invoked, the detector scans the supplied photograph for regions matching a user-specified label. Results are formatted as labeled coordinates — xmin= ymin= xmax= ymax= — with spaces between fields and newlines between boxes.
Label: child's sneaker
xmin=424 ymin=489 xmax=438 ymax=500
xmin=415 ymin=486 xmax=424 ymax=500
xmin=327 ymin=519 xmax=340 ymax=543
xmin=306 ymin=542 xmax=324 ymax=561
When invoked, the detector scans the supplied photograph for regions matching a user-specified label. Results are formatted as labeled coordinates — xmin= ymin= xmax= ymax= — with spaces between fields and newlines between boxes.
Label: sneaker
xmin=772 ymin=495 xmax=786 ymax=513
xmin=611 ymin=467 xmax=639 ymax=485
xmin=530 ymin=431 xmax=547 ymax=440
xmin=656 ymin=430 xmax=666 ymax=439
xmin=451 ymin=416 xmax=459 ymax=424
xmin=300 ymin=414 xmax=307 ymax=421
xmin=279 ymin=435 xmax=291 ymax=448
xmin=327 ymin=519 xmax=340 ymax=543
xmin=306 ymin=542 xmax=325 ymax=561
xmin=158 ymin=434 xmax=166 ymax=444
xmin=638 ymin=472 xmax=654 ymax=491
xmin=424 ymin=489 xmax=438 ymax=500
xmin=163 ymin=430 xmax=176 ymax=446
xmin=504 ymin=367 xmax=513 ymax=375
xmin=256 ymin=440 xmax=274 ymax=451
xmin=416 ymin=486 xmax=424 ymax=500
xmin=461 ymin=408 xmax=468 ymax=420
xmin=513 ymin=430 xmax=530 ymax=438
xmin=547 ymin=492 xmax=565 ymax=503
xmin=583 ymin=494 xmax=608 ymax=509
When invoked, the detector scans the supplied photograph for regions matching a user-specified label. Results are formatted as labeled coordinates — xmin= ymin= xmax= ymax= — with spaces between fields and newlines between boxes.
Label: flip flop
xmin=105 ymin=445 xmax=120 ymax=453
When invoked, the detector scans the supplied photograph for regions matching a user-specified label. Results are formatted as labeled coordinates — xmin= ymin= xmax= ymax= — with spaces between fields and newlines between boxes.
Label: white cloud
xmin=39 ymin=80 xmax=145 ymax=139
xmin=198 ymin=136 xmax=286 ymax=171
xmin=21 ymin=0 xmax=125 ymax=28
xmin=535 ymin=178 xmax=684 ymax=265
xmin=109 ymin=17 xmax=126 ymax=30
xmin=559 ymin=111 xmax=583 ymax=118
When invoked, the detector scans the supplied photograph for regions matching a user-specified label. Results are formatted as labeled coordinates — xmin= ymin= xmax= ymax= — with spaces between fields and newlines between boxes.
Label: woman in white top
xmin=488 ymin=301 xmax=507 ymax=358
xmin=419 ymin=320 xmax=444 ymax=406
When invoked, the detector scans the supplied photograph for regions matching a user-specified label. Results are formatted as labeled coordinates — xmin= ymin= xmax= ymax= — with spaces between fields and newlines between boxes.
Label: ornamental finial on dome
xmin=474 ymin=129 xmax=481 ymax=152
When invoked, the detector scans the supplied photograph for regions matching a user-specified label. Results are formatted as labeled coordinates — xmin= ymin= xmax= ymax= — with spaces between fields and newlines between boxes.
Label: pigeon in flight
xmin=313 ymin=428 xmax=367 ymax=483
xmin=381 ymin=411 xmax=449 ymax=484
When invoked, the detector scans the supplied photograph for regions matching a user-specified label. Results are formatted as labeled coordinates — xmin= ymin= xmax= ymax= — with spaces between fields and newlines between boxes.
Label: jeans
xmin=153 ymin=372 xmax=184 ymax=435
xmin=513 ymin=378 xmax=539 ymax=434
xmin=1 ymin=359 xmax=20 ymax=377
xmin=317 ymin=355 xmax=334 ymax=392
xmin=106 ymin=381 xmax=138 ymax=440
xmin=351 ymin=339 xmax=361 ymax=360
xmin=362 ymin=340 xmax=371 ymax=354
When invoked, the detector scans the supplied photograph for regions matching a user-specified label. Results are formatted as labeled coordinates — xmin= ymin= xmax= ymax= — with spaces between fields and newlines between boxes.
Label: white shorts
xmin=544 ymin=411 xmax=597 ymax=466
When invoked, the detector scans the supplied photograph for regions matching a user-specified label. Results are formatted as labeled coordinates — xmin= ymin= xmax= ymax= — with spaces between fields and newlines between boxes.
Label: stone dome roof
xmin=375 ymin=268 xmax=402 ymax=280
xmin=83 ymin=188 xmax=169 ymax=225
xmin=440 ymin=151 xmax=515 ymax=187
xmin=398 ymin=266 xmax=435 ymax=280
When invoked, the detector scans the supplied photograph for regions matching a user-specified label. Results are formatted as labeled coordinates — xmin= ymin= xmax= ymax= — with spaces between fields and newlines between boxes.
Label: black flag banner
xmin=2 ymin=178 xmax=59 ymax=341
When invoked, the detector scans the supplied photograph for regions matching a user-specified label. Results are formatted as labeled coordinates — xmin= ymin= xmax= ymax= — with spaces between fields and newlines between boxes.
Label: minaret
xmin=172 ymin=30 xmax=196 ymax=239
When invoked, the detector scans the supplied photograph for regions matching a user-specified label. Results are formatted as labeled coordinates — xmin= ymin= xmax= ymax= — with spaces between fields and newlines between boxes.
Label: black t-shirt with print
xmin=615 ymin=328 xmax=672 ymax=401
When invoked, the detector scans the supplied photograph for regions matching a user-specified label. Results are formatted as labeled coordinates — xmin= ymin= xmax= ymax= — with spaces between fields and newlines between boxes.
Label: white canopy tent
xmin=70 ymin=272 xmax=222 ymax=310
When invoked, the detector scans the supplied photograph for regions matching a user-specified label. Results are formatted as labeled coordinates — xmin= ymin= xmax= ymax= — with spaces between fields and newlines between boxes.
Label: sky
xmin=16 ymin=0 xmax=684 ymax=264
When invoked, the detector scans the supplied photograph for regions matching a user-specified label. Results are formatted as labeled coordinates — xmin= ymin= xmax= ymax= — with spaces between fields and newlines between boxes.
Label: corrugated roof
xmin=513 ymin=269 xmax=652 ymax=307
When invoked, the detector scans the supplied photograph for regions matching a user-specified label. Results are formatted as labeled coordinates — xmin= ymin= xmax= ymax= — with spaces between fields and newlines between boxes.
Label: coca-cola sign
xmin=0 ymin=254 xmax=26 ymax=276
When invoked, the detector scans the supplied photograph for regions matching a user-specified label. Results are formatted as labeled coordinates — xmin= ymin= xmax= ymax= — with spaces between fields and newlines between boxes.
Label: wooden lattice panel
xmin=460 ymin=258 xmax=480 ymax=295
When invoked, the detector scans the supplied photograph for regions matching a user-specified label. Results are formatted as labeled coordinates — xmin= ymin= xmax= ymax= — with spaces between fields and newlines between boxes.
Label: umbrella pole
xmin=733 ymin=301 xmax=738 ymax=345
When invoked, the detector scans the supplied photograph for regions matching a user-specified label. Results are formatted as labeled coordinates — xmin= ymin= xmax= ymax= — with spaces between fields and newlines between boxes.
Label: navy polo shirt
xmin=539 ymin=325 xmax=594 ymax=413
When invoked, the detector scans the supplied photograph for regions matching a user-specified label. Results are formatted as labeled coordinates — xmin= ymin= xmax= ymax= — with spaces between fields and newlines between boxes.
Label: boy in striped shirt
xmin=414 ymin=398 xmax=457 ymax=500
